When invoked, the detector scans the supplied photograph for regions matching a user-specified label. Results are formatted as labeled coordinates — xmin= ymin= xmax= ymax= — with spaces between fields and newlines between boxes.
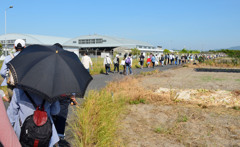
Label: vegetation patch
xmin=69 ymin=90 xmax=126 ymax=147
xmin=129 ymin=98 xmax=146 ymax=105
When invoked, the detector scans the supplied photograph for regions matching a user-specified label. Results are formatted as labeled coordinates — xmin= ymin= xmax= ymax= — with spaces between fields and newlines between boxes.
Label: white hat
xmin=116 ymin=54 xmax=119 ymax=57
xmin=14 ymin=39 xmax=25 ymax=48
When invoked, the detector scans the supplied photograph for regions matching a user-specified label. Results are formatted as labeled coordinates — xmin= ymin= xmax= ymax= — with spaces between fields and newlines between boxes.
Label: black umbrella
xmin=7 ymin=45 xmax=92 ymax=102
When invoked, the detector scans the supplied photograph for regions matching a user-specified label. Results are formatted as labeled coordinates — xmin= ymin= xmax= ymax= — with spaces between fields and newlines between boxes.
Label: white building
xmin=0 ymin=33 xmax=163 ymax=59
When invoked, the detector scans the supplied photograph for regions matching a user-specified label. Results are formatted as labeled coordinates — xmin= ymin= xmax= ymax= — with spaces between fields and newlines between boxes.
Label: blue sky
xmin=1 ymin=0 xmax=240 ymax=50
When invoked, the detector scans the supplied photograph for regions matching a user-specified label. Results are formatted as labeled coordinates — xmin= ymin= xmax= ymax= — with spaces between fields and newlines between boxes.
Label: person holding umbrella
xmin=6 ymin=44 xmax=93 ymax=147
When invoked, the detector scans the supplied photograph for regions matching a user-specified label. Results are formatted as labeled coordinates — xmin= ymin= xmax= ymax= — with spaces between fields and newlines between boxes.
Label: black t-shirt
xmin=139 ymin=55 xmax=145 ymax=61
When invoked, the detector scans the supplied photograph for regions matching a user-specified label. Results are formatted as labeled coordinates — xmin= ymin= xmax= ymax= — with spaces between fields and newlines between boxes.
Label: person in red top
xmin=147 ymin=56 xmax=151 ymax=68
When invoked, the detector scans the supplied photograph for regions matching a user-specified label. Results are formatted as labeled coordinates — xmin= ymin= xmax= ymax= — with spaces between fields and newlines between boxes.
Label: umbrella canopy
xmin=7 ymin=45 xmax=92 ymax=102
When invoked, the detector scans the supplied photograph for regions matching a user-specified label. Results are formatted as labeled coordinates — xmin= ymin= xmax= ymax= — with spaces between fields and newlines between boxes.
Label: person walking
xmin=175 ymin=55 xmax=178 ymax=65
xmin=7 ymin=88 xmax=60 ymax=147
xmin=103 ymin=54 xmax=112 ymax=75
xmin=81 ymin=52 xmax=93 ymax=73
xmin=179 ymin=55 xmax=182 ymax=65
xmin=53 ymin=94 xmax=76 ymax=146
xmin=113 ymin=54 xmax=120 ymax=73
xmin=161 ymin=54 xmax=165 ymax=66
xmin=147 ymin=56 xmax=151 ymax=68
xmin=164 ymin=54 xmax=168 ymax=65
xmin=151 ymin=54 xmax=156 ymax=68
xmin=121 ymin=54 xmax=127 ymax=75
xmin=125 ymin=53 xmax=133 ymax=75
xmin=139 ymin=53 xmax=145 ymax=69
xmin=0 ymin=39 xmax=26 ymax=102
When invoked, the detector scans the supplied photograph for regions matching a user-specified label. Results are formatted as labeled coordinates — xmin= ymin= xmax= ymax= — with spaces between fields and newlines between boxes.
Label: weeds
xmin=177 ymin=115 xmax=188 ymax=122
xmin=155 ymin=127 xmax=165 ymax=134
xmin=197 ymin=58 xmax=240 ymax=68
xmin=129 ymin=99 xmax=146 ymax=105
xmin=69 ymin=90 xmax=126 ymax=147
xmin=140 ymin=69 xmax=160 ymax=76
xmin=232 ymin=106 xmax=240 ymax=111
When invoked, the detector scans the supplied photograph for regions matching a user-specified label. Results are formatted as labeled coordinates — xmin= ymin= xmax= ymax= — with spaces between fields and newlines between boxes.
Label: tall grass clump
xmin=69 ymin=90 xmax=126 ymax=147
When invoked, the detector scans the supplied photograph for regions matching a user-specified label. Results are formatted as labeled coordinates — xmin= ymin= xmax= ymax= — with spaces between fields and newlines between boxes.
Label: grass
xmin=69 ymin=89 xmax=126 ymax=147
xmin=200 ymin=76 xmax=226 ymax=82
xmin=177 ymin=115 xmax=188 ymax=122
xmin=199 ymin=58 xmax=240 ymax=68
xmin=232 ymin=106 xmax=240 ymax=111
xmin=236 ymin=79 xmax=240 ymax=82
xmin=140 ymin=69 xmax=160 ymax=76
xmin=155 ymin=127 xmax=165 ymax=134
xmin=129 ymin=98 xmax=146 ymax=105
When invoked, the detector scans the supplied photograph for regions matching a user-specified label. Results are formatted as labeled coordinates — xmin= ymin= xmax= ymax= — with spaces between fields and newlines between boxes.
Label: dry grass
xmin=106 ymin=76 xmax=172 ymax=105
xmin=189 ymin=58 xmax=240 ymax=69
xmin=69 ymin=90 xmax=126 ymax=147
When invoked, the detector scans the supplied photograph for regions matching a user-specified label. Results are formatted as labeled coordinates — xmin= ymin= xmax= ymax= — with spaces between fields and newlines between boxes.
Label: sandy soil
xmin=120 ymin=67 xmax=240 ymax=147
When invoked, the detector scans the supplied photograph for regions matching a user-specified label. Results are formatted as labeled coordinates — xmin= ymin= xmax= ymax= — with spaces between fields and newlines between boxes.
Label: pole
xmin=4 ymin=6 xmax=13 ymax=56
xmin=5 ymin=9 xmax=7 ymax=54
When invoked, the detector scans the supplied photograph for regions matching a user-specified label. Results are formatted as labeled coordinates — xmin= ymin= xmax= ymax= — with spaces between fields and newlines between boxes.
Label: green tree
xmin=180 ymin=48 xmax=188 ymax=54
xmin=131 ymin=48 xmax=141 ymax=56
xmin=163 ymin=49 xmax=170 ymax=54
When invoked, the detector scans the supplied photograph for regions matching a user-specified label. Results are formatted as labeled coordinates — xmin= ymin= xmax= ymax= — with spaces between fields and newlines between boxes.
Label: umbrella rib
xmin=20 ymin=53 xmax=54 ymax=79
xmin=58 ymin=56 xmax=82 ymax=93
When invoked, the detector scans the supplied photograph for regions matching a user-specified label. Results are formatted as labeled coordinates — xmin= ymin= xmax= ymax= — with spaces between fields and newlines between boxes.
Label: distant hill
xmin=228 ymin=46 xmax=240 ymax=50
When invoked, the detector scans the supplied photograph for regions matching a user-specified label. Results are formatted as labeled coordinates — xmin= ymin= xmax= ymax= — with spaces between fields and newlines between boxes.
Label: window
xmin=78 ymin=38 xmax=106 ymax=44
xmin=73 ymin=41 xmax=77 ymax=43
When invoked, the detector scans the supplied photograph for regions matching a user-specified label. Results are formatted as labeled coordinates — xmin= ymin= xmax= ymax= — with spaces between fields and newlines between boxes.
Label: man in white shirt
xmin=103 ymin=54 xmax=112 ymax=75
xmin=81 ymin=52 xmax=93 ymax=73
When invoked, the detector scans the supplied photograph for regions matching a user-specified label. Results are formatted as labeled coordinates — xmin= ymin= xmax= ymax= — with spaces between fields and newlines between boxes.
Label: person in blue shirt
xmin=151 ymin=54 xmax=156 ymax=68
xmin=7 ymin=88 xmax=60 ymax=147
xmin=0 ymin=39 xmax=25 ymax=102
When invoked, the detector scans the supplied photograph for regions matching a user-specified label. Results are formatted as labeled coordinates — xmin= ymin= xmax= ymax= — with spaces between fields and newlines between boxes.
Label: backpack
xmin=113 ymin=57 xmax=118 ymax=64
xmin=20 ymin=91 xmax=52 ymax=147
xmin=125 ymin=57 xmax=131 ymax=65
xmin=7 ymin=53 xmax=15 ymax=87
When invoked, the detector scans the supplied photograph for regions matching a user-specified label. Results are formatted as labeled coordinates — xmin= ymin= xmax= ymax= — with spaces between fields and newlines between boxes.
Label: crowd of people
xmin=0 ymin=40 xmax=78 ymax=147
xmin=100 ymin=52 xmax=225 ymax=75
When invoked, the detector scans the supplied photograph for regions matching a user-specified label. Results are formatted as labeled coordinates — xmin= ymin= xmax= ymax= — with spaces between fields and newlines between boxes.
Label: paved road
xmin=86 ymin=64 xmax=181 ymax=93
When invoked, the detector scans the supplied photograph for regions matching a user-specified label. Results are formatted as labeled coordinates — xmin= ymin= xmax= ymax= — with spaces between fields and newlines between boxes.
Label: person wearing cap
xmin=113 ymin=54 xmax=119 ymax=73
xmin=103 ymin=54 xmax=112 ymax=75
xmin=0 ymin=39 xmax=26 ymax=102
